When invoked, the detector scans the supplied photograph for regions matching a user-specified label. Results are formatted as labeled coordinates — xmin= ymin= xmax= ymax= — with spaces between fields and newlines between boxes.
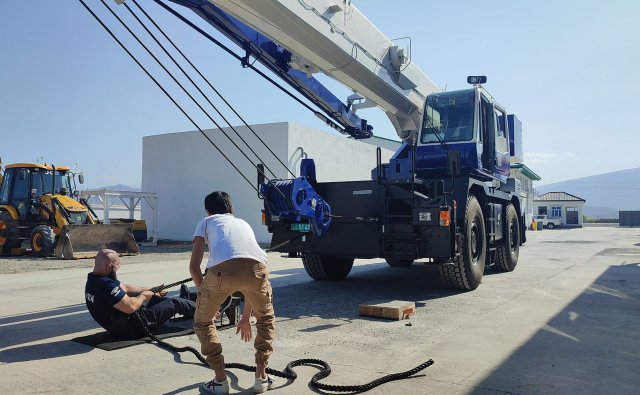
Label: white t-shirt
xmin=193 ymin=213 xmax=267 ymax=268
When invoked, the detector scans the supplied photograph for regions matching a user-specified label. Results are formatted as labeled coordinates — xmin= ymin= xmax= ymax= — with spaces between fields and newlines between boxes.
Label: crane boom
xmin=170 ymin=0 xmax=440 ymax=139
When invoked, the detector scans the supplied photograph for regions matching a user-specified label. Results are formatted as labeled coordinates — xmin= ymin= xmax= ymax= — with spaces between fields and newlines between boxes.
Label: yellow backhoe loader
xmin=0 ymin=159 xmax=139 ymax=259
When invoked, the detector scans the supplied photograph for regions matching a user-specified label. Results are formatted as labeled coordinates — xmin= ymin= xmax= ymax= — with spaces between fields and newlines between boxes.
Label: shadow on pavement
xmin=473 ymin=262 xmax=640 ymax=394
xmin=0 ymin=304 xmax=86 ymax=326
xmin=0 ymin=339 xmax=91 ymax=363
xmin=269 ymin=261 xmax=458 ymax=325
xmin=0 ymin=303 xmax=97 ymax=350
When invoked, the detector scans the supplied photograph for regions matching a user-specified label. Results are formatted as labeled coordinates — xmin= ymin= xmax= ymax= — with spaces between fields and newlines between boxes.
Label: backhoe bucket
xmin=55 ymin=224 xmax=140 ymax=260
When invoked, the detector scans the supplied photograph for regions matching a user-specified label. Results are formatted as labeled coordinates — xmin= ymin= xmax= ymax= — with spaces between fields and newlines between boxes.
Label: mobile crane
xmin=162 ymin=0 xmax=526 ymax=290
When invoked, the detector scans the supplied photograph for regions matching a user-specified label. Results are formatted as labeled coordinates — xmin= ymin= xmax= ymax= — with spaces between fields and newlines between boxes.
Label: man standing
xmin=85 ymin=249 xmax=195 ymax=338
xmin=190 ymin=191 xmax=275 ymax=394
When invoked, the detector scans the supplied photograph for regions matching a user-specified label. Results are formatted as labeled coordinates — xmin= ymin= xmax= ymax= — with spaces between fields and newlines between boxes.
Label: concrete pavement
xmin=1 ymin=226 xmax=639 ymax=394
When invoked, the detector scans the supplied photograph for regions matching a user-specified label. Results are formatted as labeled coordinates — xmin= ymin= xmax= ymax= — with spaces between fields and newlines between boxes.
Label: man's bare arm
xmin=236 ymin=299 xmax=253 ymax=342
xmin=120 ymin=283 xmax=149 ymax=296
xmin=114 ymin=290 xmax=153 ymax=314
xmin=190 ymin=236 xmax=206 ymax=288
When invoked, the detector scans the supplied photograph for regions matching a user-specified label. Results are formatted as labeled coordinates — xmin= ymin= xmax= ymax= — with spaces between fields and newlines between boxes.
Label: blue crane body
xmin=167 ymin=0 xmax=526 ymax=291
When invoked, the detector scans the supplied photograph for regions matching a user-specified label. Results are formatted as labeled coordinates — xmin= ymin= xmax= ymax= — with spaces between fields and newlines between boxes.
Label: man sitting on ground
xmin=85 ymin=248 xmax=196 ymax=338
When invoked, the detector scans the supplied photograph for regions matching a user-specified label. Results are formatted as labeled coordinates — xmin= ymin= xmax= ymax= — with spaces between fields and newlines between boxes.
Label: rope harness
xmin=142 ymin=279 xmax=434 ymax=393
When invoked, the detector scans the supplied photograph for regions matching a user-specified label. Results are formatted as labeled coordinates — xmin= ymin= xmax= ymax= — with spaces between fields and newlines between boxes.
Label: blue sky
xmin=1 ymin=0 xmax=639 ymax=188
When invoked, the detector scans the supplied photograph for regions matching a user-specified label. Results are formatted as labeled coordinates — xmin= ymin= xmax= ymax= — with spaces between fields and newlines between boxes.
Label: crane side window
xmin=494 ymin=107 xmax=508 ymax=153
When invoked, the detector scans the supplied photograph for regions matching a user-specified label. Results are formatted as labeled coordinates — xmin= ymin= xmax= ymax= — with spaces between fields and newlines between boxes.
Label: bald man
xmin=85 ymin=249 xmax=196 ymax=338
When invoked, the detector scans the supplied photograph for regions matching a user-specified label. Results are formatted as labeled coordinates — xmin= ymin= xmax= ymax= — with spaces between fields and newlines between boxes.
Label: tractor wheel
xmin=30 ymin=225 xmax=56 ymax=257
xmin=0 ymin=212 xmax=20 ymax=254
xmin=439 ymin=195 xmax=486 ymax=291
xmin=493 ymin=204 xmax=520 ymax=272
xmin=385 ymin=258 xmax=414 ymax=267
xmin=301 ymin=253 xmax=354 ymax=281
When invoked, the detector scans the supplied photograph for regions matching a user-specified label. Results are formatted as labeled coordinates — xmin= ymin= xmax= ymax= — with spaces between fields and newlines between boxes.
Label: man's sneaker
xmin=179 ymin=284 xmax=190 ymax=300
xmin=201 ymin=378 xmax=229 ymax=394
xmin=253 ymin=375 xmax=275 ymax=393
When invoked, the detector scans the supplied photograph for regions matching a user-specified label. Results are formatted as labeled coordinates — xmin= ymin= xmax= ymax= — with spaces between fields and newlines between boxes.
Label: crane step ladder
xmin=486 ymin=204 xmax=501 ymax=265
xmin=381 ymin=184 xmax=420 ymax=260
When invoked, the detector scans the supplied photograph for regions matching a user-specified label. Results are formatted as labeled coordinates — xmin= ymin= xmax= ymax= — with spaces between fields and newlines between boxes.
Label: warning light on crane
xmin=467 ymin=76 xmax=487 ymax=85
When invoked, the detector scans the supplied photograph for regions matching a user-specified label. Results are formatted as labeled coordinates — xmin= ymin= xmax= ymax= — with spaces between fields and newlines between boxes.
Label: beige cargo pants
xmin=194 ymin=258 xmax=275 ymax=372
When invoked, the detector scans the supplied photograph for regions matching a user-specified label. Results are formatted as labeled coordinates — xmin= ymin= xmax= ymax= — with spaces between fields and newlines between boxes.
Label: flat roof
xmin=511 ymin=163 xmax=541 ymax=180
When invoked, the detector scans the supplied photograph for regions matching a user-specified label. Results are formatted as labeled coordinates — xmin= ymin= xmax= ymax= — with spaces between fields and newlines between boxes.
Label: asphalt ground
xmin=1 ymin=226 xmax=639 ymax=394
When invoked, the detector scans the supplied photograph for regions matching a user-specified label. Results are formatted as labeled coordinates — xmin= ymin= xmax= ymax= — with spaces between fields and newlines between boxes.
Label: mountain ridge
xmin=536 ymin=167 xmax=640 ymax=219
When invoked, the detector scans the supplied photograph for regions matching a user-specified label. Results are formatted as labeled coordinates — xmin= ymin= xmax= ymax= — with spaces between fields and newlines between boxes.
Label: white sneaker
xmin=253 ymin=375 xmax=275 ymax=393
xmin=201 ymin=378 xmax=229 ymax=394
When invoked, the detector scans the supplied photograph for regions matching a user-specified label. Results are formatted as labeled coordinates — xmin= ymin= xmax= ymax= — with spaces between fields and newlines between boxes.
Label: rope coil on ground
xmin=134 ymin=314 xmax=434 ymax=393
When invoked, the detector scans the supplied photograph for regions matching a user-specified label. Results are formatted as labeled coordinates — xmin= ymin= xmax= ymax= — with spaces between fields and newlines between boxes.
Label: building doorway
xmin=566 ymin=207 xmax=579 ymax=225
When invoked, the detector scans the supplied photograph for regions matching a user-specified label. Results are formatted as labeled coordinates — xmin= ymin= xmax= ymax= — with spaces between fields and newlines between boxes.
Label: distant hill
xmin=536 ymin=167 xmax=640 ymax=219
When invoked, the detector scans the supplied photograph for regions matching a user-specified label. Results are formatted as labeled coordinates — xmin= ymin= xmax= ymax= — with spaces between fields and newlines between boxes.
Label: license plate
xmin=290 ymin=223 xmax=311 ymax=232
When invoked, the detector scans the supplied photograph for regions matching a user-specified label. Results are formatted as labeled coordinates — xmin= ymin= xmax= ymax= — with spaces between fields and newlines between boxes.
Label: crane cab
xmin=385 ymin=78 xmax=521 ymax=184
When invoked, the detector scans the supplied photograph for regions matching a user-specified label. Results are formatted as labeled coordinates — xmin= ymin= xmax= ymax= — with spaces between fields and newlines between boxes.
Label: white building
xmin=533 ymin=192 xmax=586 ymax=228
xmin=141 ymin=122 xmax=395 ymax=243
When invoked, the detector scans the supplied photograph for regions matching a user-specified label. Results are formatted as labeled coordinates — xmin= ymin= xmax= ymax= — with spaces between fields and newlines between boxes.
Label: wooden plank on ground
xmin=358 ymin=300 xmax=416 ymax=320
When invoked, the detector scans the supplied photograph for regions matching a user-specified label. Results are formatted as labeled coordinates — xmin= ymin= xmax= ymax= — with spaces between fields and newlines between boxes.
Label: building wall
xmin=511 ymin=168 xmax=536 ymax=224
xmin=141 ymin=122 xmax=395 ymax=243
xmin=533 ymin=200 xmax=585 ymax=227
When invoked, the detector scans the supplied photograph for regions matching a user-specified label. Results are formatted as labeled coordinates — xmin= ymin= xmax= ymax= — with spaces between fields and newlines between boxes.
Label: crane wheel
xmin=493 ymin=204 xmax=520 ymax=272
xmin=31 ymin=225 xmax=56 ymax=257
xmin=385 ymin=258 xmax=414 ymax=267
xmin=301 ymin=253 xmax=354 ymax=280
xmin=438 ymin=195 xmax=486 ymax=291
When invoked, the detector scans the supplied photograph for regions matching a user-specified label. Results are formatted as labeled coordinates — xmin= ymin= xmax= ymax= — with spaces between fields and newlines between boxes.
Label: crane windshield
xmin=421 ymin=90 xmax=475 ymax=144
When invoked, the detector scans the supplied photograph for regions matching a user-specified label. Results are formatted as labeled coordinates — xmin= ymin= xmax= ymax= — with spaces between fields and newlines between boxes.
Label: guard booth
xmin=620 ymin=211 xmax=640 ymax=227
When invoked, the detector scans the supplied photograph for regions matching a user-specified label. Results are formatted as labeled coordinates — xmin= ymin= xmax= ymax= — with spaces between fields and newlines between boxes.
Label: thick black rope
xmin=123 ymin=0 xmax=281 ymax=181
xmin=134 ymin=313 xmax=433 ymax=393
xmin=140 ymin=279 xmax=435 ymax=392
xmin=149 ymin=278 xmax=192 ymax=294
xmin=97 ymin=0 xmax=289 ymax=203
xmin=147 ymin=232 xmax=305 ymax=293
xmin=153 ymin=0 xmax=348 ymax=136
xmin=77 ymin=0 xmax=259 ymax=196
xmin=132 ymin=0 xmax=296 ymax=179
xmin=265 ymin=233 xmax=305 ymax=252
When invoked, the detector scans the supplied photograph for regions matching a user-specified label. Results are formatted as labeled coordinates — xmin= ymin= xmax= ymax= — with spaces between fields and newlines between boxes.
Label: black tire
xmin=0 ymin=212 xmax=20 ymax=254
xmin=30 ymin=225 xmax=56 ymax=257
xmin=439 ymin=195 xmax=486 ymax=291
xmin=546 ymin=222 xmax=555 ymax=229
xmin=301 ymin=253 xmax=354 ymax=280
xmin=493 ymin=204 xmax=520 ymax=272
xmin=385 ymin=258 xmax=414 ymax=267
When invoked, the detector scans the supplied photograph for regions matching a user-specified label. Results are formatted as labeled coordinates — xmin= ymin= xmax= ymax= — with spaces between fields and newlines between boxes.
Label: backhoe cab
xmin=0 ymin=161 xmax=139 ymax=259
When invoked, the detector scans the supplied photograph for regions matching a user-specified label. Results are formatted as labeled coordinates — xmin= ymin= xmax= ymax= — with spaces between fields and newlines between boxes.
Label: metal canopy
xmin=80 ymin=189 xmax=158 ymax=244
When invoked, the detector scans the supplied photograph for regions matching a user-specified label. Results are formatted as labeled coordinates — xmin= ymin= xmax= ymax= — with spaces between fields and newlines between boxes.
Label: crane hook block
xmin=260 ymin=177 xmax=332 ymax=237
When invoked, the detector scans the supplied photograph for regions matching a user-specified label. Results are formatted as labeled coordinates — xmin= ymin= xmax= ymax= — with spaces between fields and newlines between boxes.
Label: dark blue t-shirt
xmin=85 ymin=273 xmax=127 ymax=332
